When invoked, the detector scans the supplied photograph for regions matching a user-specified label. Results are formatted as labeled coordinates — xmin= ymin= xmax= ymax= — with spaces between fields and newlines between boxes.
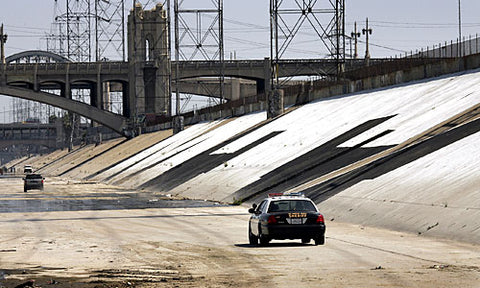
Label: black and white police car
xmin=248 ymin=192 xmax=326 ymax=246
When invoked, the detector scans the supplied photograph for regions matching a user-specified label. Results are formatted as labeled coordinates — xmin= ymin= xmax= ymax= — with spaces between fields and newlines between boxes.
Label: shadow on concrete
xmin=305 ymin=116 xmax=480 ymax=203
xmin=232 ymin=115 xmax=396 ymax=203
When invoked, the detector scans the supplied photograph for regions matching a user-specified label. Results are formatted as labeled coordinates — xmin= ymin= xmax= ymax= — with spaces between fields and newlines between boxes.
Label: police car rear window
xmin=26 ymin=174 xmax=42 ymax=179
xmin=268 ymin=200 xmax=316 ymax=212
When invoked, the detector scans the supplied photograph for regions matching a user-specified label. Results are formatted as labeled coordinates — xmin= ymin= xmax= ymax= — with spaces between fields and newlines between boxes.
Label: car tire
xmin=259 ymin=236 xmax=270 ymax=246
xmin=258 ymin=226 xmax=270 ymax=246
xmin=24 ymin=187 xmax=27 ymax=192
xmin=301 ymin=238 xmax=310 ymax=244
xmin=248 ymin=225 xmax=258 ymax=245
xmin=314 ymin=235 xmax=325 ymax=246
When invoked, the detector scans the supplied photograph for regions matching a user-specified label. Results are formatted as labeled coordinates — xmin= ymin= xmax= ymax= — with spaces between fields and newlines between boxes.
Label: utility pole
xmin=458 ymin=0 xmax=462 ymax=57
xmin=351 ymin=22 xmax=360 ymax=59
xmin=0 ymin=24 xmax=7 ymax=85
xmin=0 ymin=24 xmax=6 ymax=64
xmin=362 ymin=18 xmax=372 ymax=64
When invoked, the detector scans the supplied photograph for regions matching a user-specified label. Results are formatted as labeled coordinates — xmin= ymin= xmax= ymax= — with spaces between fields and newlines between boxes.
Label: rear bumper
xmin=262 ymin=223 xmax=326 ymax=240
xmin=25 ymin=183 xmax=43 ymax=190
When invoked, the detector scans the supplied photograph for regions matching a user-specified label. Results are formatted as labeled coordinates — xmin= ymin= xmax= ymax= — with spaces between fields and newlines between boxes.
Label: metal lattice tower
xmin=42 ymin=0 xmax=126 ymax=117
xmin=45 ymin=0 xmax=125 ymax=62
xmin=51 ymin=0 xmax=93 ymax=61
xmin=174 ymin=0 xmax=224 ymax=114
xmin=270 ymin=0 xmax=345 ymax=87
xmin=95 ymin=0 xmax=125 ymax=61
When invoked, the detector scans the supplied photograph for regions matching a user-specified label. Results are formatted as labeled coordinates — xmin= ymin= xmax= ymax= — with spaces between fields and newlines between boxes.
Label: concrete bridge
xmin=1 ymin=54 xmax=358 ymax=136
xmin=0 ymin=4 xmax=370 ymax=137
xmin=0 ymin=122 xmax=62 ymax=150
xmin=2 ymin=57 xmax=348 ymax=102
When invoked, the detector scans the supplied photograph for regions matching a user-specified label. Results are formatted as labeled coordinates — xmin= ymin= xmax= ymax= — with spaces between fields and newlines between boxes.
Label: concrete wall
xmin=149 ymin=54 xmax=480 ymax=133
xmin=170 ymin=55 xmax=480 ymax=127
xmin=303 ymin=54 xmax=480 ymax=104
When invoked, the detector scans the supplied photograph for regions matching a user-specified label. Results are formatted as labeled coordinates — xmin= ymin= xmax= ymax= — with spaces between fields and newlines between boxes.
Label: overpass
xmin=2 ymin=57 xmax=355 ymax=102
xmin=0 ymin=54 xmax=434 ymax=136
xmin=0 ymin=122 xmax=62 ymax=150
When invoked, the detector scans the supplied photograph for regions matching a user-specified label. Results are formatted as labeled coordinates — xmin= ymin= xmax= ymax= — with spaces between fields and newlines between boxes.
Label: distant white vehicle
xmin=23 ymin=165 xmax=33 ymax=174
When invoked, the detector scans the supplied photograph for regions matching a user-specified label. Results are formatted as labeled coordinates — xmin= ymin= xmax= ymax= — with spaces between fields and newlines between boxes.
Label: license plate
xmin=289 ymin=218 xmax=303 ymax=225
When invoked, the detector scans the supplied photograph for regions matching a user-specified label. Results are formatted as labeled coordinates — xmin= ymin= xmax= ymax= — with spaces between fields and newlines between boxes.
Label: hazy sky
xmin=1 ymin=0 xmax=480 ymax=121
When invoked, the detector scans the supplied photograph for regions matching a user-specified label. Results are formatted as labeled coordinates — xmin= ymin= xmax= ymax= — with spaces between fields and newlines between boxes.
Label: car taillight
xmin=268 ymin=215 xmax=277 ymax=224
xmin=316 ymin=214 xmax=324 ymax=223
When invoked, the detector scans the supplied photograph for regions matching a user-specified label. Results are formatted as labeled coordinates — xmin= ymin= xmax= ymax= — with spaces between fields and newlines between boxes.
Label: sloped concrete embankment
xmin=10 ymin=69 xmax=480 ymax=245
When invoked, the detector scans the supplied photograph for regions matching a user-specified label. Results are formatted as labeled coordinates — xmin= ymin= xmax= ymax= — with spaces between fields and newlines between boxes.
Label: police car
xmin=248 ymin=192 xmax=326 ymax=246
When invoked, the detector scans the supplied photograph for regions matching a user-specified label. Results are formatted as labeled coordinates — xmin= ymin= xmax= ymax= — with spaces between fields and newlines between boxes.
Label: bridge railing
xmin=0 ymin=126 xmax=57 ymax=140
xmin=5 ymin=62 xmax=129 ymax=73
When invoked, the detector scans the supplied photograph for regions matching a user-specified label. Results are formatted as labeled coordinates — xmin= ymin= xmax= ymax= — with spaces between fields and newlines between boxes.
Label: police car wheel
xmin=258 ymin=227 xmax=270 ymax=246
xmin=248 ymin=225 xmax=258 ymax=245
xmin=314 ymin=235 xmax=325 ymax=245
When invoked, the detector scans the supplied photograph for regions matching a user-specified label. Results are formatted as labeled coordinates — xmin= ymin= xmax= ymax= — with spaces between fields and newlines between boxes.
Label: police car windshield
xmin=268 ymin=200 xmax=316 ymax=213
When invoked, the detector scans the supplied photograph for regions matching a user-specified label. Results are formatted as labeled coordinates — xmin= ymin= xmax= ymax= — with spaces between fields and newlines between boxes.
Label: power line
xmin=359 ymin=20 xmax=480 ymax=29
xmin=3 ymin=24 xmax=50 ymax=31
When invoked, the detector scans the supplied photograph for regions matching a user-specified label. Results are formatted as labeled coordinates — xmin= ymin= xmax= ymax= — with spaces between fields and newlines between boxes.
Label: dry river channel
xmin=0 ymin=176 xmax=479 ymax=288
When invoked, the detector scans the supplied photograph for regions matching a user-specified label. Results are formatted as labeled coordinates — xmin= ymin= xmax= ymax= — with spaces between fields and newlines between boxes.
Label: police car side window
xmin=257 ymin=200 xmax=267 ymax=213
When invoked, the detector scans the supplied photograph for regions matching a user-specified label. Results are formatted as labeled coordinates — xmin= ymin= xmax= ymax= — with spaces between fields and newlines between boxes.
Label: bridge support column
xmin=231 ymin=78 xmax=240 ymax=101
xmin=96 ymin=64 xmax=103 ymax=110
xmin=128 ymin=3 xmax=171 ymax=124
xmin=122 ymin=82 xmax=130 ymax=118
xmin=173 ymin=116 xmax=184 ymax=134
xmin=33 ymin=64 xmax=39 ymax=91
xmin=267 ymin=89 xmax=284 ymax=119
xmin=64 ymin=64 xmax=71 ymax=100
xmin=258 ymin=57 xmax=272 ymax=96
xmin=90 ymin=83 xmax=100 ymax=109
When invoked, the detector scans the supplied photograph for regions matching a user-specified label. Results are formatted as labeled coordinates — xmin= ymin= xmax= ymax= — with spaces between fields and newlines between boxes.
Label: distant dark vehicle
xmin=248 ymin=192 xmax=326 ymax=246
xmin=23 ymin=174 xmax=44 ymax=192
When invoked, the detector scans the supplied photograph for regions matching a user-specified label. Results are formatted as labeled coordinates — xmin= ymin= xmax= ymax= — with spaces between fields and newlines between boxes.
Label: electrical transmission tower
xmin=270 ymin=0 xmax=345 ymax=88
xmin=173 ymin=0 xmax=224 ymax=115
xmin=95 ymin=0 xmax=125 ymax=61
xmin=41 ymin=0 xmax=126 ymax=148
xmin=45 ymin=0 xmax=125 ymax=62
xmin=50 ymin=0 xmax=92 ymax=62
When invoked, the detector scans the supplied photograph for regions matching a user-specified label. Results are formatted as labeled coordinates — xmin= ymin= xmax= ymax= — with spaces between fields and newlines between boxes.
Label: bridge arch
xmin=0 ymin=86 xmax=127 ymax=136
xmin=3 ymin=50 xmax=130 ymax=136
xmin=6 ymin=50 xmax=70 ymax=64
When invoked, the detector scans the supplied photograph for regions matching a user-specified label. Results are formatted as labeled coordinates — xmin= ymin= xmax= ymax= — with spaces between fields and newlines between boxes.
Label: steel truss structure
xmin=174 ymin=0 xmax=224 ymax=114
xmin=42 ymin=0 xmax=126 ymax=119
xmin=45 ymin=0 xmax=125 ymax=62
xmin=270 ymin=0 xmax=345 ymax=87
xmin=95 ymin=0 xmax=126 ymax=61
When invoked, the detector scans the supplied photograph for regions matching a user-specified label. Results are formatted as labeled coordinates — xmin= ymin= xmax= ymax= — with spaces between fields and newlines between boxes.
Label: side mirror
xmin=248 ymin=203 xmax=257 ymax=214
